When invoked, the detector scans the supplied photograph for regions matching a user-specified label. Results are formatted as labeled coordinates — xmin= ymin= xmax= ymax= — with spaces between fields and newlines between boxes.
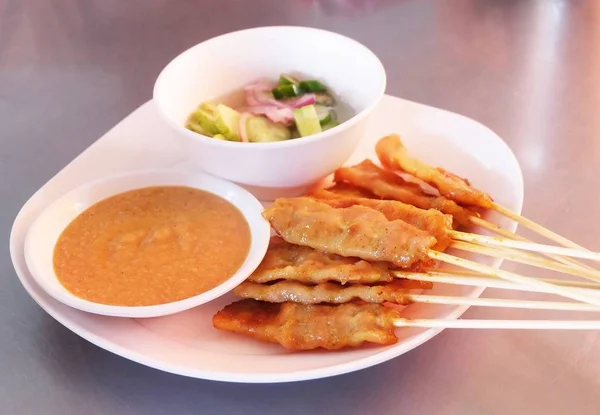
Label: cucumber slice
xmin=200 ymin=101 xmax=218 ymax=113
xmin=247 ymin=116 xmax=291 ymax=143
xmin=314 ymin=105 xmax=332 ymax=125
xmin=191 ymin=105 xmax=220 ymax=135
xmin=279 ymin=74 xmax=299 ymax=86
xmin=293 ymin=105 xmax=322 ymax=137
xmin=272 ymin=84 xmax=300 ymax=99
xmin=321 ymin=120 xmax=339 ymax=132
xmin=299 ymin=80 xmax=327 ymax=93
xmin=186 ymin=118 xmax=212 ymax=136
xmin=215 ymin=104 xmax=241 ymax=141
xmin=314 ymin=93 xmax=335 ymax=106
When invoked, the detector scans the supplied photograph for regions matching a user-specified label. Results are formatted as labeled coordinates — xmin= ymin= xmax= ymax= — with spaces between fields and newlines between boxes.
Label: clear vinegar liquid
xmin=328 ymin=93 xmax=355 ymax=125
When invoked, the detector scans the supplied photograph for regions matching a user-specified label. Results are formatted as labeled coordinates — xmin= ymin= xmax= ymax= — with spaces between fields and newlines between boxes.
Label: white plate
xmin=10 ymin=95 xmax=524 ymax=383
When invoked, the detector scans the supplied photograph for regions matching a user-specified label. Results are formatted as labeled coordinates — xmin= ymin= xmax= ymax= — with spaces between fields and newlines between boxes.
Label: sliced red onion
xmin=265 ymin=107 xmax=294 ymax=124
xmin=238 ymin=112 xmax=250 ymax=143
xmin=265 ymin=97 xmax=289 ymax=109
xmin=241 ymin=82 xmax=314 ymax=124
xmin=239 ymin=105 xmax=276 ymax=115
xmin=282 ymin=93 xmax=316 ymax=108
xmin=244 ymin=82 xmax=288 ymax=109
xmin=240 ymin=105 xmax=294 ymax=125
xmin=244 ymin=86 xmax=261 ymax=106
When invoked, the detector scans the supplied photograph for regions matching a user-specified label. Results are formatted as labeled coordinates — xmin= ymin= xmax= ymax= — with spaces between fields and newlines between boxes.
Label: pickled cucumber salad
xmin=185 ymin=75 xmax=346 ymax=143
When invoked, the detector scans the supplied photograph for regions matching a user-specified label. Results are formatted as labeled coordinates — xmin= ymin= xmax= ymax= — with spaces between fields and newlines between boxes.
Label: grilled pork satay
xmin=249 ymin=238 xmax=395 ymax=285
xmin=233 ymin=280 xmax=428 ymax=305
xmin=310 ymin=187 xmax=453 ymax=251
xmin=212 ymin=299 xmax=400 ymax=350
xmin=334 ymin=159 xmax=475 ymax=228
xmin=262 ymin=197 xmax=437 ymax=269
xmin=320 ymin=182 xmax=377 ymax=199
xmin=376 ymin=134 xmax=494 ymax=209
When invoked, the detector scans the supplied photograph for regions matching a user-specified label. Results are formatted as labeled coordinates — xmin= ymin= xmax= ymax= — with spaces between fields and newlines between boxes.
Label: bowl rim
xmin=23 ymin=169 xmax=271 ymax=318
xmin=152 ymin=25 xmax=387 ymax=149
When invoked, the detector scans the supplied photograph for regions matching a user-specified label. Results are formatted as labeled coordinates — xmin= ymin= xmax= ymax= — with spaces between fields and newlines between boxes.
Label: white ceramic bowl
xmin=153 ymin=26 xmax=386 ymax=196
xmin=24 ymin=170 xmax=271 ymax=318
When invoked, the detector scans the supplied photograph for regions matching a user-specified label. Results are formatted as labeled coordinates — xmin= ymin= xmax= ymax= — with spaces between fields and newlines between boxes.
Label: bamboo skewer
xmin=428 ymin=251 xmax=600 ymax=307
xmin=469 ymin=216 xmax=600 ymax=274
xmin=491 ymin=202 xmax=589 ymax=251
xmin=449 ymin=230 xmax=600 ymax=262
xmin=395 ymin=269 xmax=600 ymax=293
xmin=448 ymin=241 xmax=600 ymax=284
xmin=407 ymin=294 xmax=600 ymax=311
xmin=394 ymin=319 xmax=600 ymax=330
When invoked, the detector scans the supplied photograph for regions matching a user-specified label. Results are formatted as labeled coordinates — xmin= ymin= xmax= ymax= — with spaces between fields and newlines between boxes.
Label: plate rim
xmin=9 ymin=95 xmax=524 ymax=383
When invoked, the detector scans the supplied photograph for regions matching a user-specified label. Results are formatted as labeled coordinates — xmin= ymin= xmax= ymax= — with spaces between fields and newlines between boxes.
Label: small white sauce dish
xmin=153 ymin=26 xmax=386 ymax=198
xmin=24 ymin=170 xmax=271 ymax=318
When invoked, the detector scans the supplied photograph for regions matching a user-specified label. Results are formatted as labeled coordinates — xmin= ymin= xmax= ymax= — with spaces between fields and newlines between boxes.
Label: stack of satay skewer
xmin=213 ymin=134 xmax=600 ymax=350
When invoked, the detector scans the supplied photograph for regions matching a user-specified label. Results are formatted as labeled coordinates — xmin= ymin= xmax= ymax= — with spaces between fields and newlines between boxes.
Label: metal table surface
xmin=2 ymin=1 xmax=600 ymax=414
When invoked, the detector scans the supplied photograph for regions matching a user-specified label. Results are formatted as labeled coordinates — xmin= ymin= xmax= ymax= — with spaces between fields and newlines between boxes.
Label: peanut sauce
xmin=53 ymin=186 xmax=250 ymax=306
